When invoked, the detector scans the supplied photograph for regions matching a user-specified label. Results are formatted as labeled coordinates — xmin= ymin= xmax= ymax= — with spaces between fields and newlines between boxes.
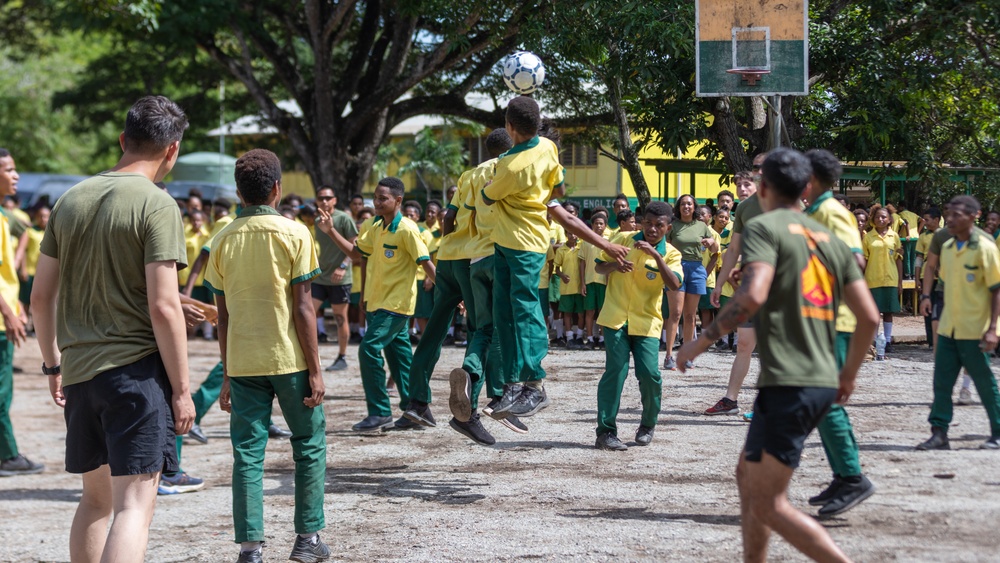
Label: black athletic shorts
xmin=743 ymin=386 xmax=837 ymax=469
xmin=931 ymin=290 xmax=944 ymax=322
xmin=63 ymin=352 xmax=179 ymax=476
xmin=311 ymin=283 xmax=351 ymax=305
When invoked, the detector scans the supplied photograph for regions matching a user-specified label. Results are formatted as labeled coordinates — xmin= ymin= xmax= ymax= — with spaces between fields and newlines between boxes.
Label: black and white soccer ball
xmin=501 ymin=51 xmax=546 ymax=95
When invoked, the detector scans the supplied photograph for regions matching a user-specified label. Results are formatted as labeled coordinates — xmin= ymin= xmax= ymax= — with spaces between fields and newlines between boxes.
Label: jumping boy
xmin=206 ymin=149 xmax=329 ymax=563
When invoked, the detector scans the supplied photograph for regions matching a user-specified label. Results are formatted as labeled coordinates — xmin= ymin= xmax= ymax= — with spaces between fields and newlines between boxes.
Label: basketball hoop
xmin=726 ymin=68 xmax=770 ymax=86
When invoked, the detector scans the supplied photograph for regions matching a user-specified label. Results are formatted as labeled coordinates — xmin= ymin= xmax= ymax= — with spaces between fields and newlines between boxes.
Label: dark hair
xmin=359 ymin=206 xmax=376 ymax=218
xmin=376 ymin=177 xmax=405 ymax=198
xmin=949 ymin=195 xmax=981 ymax=216
xmin=350 ymin=194 xmax=364 ymax=202
xmin=426 ymin=199 xmax=442 ymax=211
xmin=717 ymin=189 xmax=734 ymax=201
xmin=234 ymin=148 xmax=282 ymax=206
xmin=564 ymin=201 xmax=579 ymax=213
xmin=214 ymin=198 xmax=232 ymax=210
xmin=592 ymin=205 xmax=609 ymax=217
xmin=278 ymin=205 xmax=297 ymax=219
xmin=538 ymin=118 xmax=560 ymax=149
xmin=673 ymin=194 xmax=696 ymax=218
xmin=591 ymin=211 xmax=608 ymax=223
xmin=403 ymin=200 xmax=423 ymax=216
xmin=645 ymin=201 xmax=673 ymax=220
xmin=0 ymin=148 xmax=9 ymax=159
xmin=506 ymin=96 xmax=541 ymax=137
xmin=761 ymin=148 xmax=813 ymax=202
xmin=617 ymin=209 xmax=634 ymax=224
xmin=696 ymin=205 xmax=713 ymax=220
xmin=805 ymin=149 xmax=842 ymax=191
xmin=486 ymin=128 xmax=514 ymax=158
xmin=188 ymin=209 xmax=206 ymax=220
xmin=315 ymin=185 xmax=335 ymax=197
xmin=833 ymin=194 xmax=849 ymax=206
xmin=733 ymin=171 xmax=755 ymax=185
xmin=614 ymin=193 xmax=629 ymax=204
xmin=122 ymin=96 xmax=189 ymax=154
xmin=299 ymin=203 xmax=316 ymax=217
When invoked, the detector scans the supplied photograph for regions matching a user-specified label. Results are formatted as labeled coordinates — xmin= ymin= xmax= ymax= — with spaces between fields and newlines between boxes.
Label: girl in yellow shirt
xmin=863 ymin=206 xmax=903 ymax=351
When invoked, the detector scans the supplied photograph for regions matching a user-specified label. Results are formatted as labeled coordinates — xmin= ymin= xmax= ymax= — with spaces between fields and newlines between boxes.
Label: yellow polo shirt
xmin=465 ymin=159 xmax=499 ymax=260
xmin=482 ymin=136 xmax=565 ymax=254
xmin=437 ymin=181 xmax=476 ymax=261
xmin=356 ymin=212 xmax=430 ymax=316
xmin=179 ymin=226 xmax=208 ymax=286
xmin=807 ymin=192 xmax=864 ymax=333
xmin=578 ymin=240 xmax=607 ymax=286
xmin=539 ymin=245 xmax=554 ymax=289
xmin=915 ymin=227 xmax=937 ymax=280
xmin=24 ymin=227 xmax=44 ymax=277
xmin=938 ymin=231 xmax=1000 ymax=339
xmin=204 ymin=205 xmax=320 ymax=377
xmin=890 ymin=213 xmax=908 ymax=237
xmin=549 ymin=221 xmax=567 ymax=246
xmin=351 ymin=217 xmax=374 ymax=294
xmin=899 ymin=210 xmax=920 ymax=234
xmin=0 ymin=215 xmax=20 ymax=316
xmin=554 ymin=243 xmax=581 ymax=295
xmin=597 ymin=231 xmax=682 ymax=338
xmin=416 ymin=227 xmax=435 ymax=281
xmin=863 ymin=229 xmax=902 ymax=288
xmin=701 ymin=230 xmax=722 ymax=288
xmin=200 ymin=214 xmax=234 ymax=253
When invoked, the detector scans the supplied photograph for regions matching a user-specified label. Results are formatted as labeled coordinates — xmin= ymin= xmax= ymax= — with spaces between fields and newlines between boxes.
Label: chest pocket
xmin=639 ymin=258 xmax=662 ymax=287
xmin=964 ymin=262 xmax=981 ymax=284
xmin=383 ymin=243 xmax=398 ymax=260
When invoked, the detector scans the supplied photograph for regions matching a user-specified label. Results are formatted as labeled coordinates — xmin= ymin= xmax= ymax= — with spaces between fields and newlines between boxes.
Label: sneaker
xmin=509 ymin=385 xmax=551 ymax=417
xmin=884 ymin=342 xmax=894 ymax=354
xmin=683 ymin=360 xmax=694 ymax=370
xmin=595 ymin=432 xmax=628 ymax=451
xmin=663 ymin=356 xmax=677 ymax=370
xmin=597 ymin=339 xmax=606 ymax=350
xmin=981 ymin=436 xmax=1000 ymax=450
xmin=0 ymin=454 xmax=44 ymax=477
xmin=552 ymin=336 xmax=567 ymax=348
xmin=235 ymin=547 xmax=263 ymax=563
xmin=715 ymin=339 xmax=729 ymax=351
xmin=317 ymin=333 xmax=329 ymax=343
xmin=443 ymin=334 xmax=456 ymax=346
xmin=326 ymin=355 xmax=348 ymax=371
xmin=916 ymin=427 xmax=950 ymax=450
xmin=704 ymin=398 xmax=739 ymax=416
xmin=497 ymin=414 xmax=529 ymax=434
xmin=402 ymin=400 xmax=437 ymax=428
xmin=957 ymin=387 xmax=973 ymax=405
xmin=809 ymin=476 xmax=844 ymax=506
xmin=393 ymin=416 xmax=425 ymax=431
xmin=159 ymin=472 xmax=205 ymax=494
xmin=188 ymin=423 xmax=208 ymax=444
xmin=741 ymin=411 xmax=753 ymax=422
xmin=448 ymin=368 xmax=472 ymax=422
xmin=482 ymin=398 xmax=500 ymax=417
xmin=635 ymin=425 xmax=654 ymax=446
xmin=818 ymin=475 xmax=876 ymax=518
xmin=454 ymin=339 xmax=468 ymax=347
xmin=488 ymin=383 xmax=523 ymax=419
xmin=352 ymin=415 xmax=394 ymax=432
xmin=731 ymin=344 xmax=738 ymax=355
xmin=448 ymin=415 xmax=496 ymax=446
xmin=289 ymin=534 xmax=331 ymax=563
xmin=566 ymin=337 xmax=583 ymax=350
xmin=268 ymin=424 xmax=292 ymax=439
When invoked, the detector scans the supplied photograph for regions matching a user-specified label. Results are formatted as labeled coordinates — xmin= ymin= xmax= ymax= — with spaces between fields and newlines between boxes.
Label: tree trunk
xmin=706 ymin=98 xmax=754 ymax=173
xmin=605 ymin=63 xmax=651 ymax=208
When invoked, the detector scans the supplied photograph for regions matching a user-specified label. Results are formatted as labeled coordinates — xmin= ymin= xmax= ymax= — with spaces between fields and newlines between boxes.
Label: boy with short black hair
xmin=206 ymin=148 xmax=329 ymax=563
xmin=555 ymin=232 xmax=583 ymax=348
xmin=616 ymin=209 xmax=636 ymax=233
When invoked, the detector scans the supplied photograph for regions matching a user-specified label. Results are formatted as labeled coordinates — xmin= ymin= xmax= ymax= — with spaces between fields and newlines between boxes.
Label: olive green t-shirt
xmin=732 ymin=193 xmax=763 ymax=234
xmin=667 ymin=219 xmax=715 ymax=262
xmin=40 ymin=172 xmax=187 ymax=387
xmin=314 ymin=209 xmax=359 ymax=286
xmin=741 ymin=208 xmax=862 ymax=389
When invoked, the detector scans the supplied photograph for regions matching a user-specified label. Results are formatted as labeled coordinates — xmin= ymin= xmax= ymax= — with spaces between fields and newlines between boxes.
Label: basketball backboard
xmin=696 ymin=0 xmax=809 ymax=97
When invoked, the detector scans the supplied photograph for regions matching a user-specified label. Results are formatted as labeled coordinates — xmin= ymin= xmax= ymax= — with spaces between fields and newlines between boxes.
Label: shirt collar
xmin=237 ymin=205 xmax=281 ymax=218
xmin=374 ymin=211 xmax=403 ymax=233
xmin=499 ymin=136 xmax=540 ymax=158
xmin=631 ymin=230 xmax=667 ymax=255
xmin=804 ymin=190 xmax=833 ymax=215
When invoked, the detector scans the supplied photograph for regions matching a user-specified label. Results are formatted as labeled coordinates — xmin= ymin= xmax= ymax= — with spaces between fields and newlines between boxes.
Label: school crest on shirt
xmin=646 ymin=272 xmax=657 ymax=280
xmin=967 ymin=273 xmax=976 ymax=282
xmin=385 ymin=249 xmax=394 ymax=258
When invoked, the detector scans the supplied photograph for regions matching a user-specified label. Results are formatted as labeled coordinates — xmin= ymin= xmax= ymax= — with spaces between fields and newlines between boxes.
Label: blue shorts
xmin=680 ymin=260 xmax=707 ymax=295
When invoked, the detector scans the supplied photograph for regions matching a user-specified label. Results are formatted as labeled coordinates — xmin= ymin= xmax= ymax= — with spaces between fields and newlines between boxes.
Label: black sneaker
xmin=981 ymin=436 xmax=1000 ymax=450
xmin=497 ymin=414 xmax=529 ymax=434
xmin=289 ymin=534 xmax=331 ymax=563
xmin=326 ymin=355 xmax=348 ymax=371
xmin=235 ymin=547 xmax=263 ymax=563
xmin=188 ymin=423 xmax=208 ymax=444
xmin=402 ymin=400 xmax=437 ymax=427
xmin=488 ymin=384 xmax=523 ymax=419
xmin=553 ymin=336 xmax=567 ymax=347
xmin=268 ymin=424 xmax=292 ymax=439
xmin=448 ymin=368 xmax=472 ymax=422
xmin=809 ymin=476 xmax=844 ymax=506
xmin=0 ymin=454 xmax=44 ymax=477
xmin=597 ymin=339 xmax=605 ymax=350
xmin=566 ymin=337 xmax=583 ymax=350
xmin=317 ymin=333 xmax=329 ymax=343
xmin=482 ymin=398 xmax=500 ymax=417
xmin=349 ymin=332 xmax=362 ymax=344
xmin=916 ymin=427 xmax=950 ymax=450
xmin=393 ymin=416 xmax=425 ymax=431
xmin=352 ymin=415 xmax=394 ymax=432
xmin=635 ymin=425 xmax=654 ymax=446
xmin=448 ymin=415 xmax=496 ymax=446
xmin=818 ymin=475 xmax=876 ymax=518
xmin=509 ymin=385 xmax=550 ymax=417
xmin=595 ymin=432 xmax=628 ymax=451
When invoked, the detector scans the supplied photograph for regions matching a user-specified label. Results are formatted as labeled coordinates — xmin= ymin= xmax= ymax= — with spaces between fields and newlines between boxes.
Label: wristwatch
xmin=41 ymin=362 xmax=61 ymax=375
xmin=920 ymin=294 xmax=931 ymax=301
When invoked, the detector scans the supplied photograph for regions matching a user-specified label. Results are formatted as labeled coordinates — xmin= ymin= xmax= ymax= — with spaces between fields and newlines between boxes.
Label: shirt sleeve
xmin=452 ymin=172 xmax=470 ymax=211
xmin=144 ymin=204 xmax=188 ymax=268
xmin=862 ymin=233 xmax=871 ymax=261
xmin=356 ymin=222 xmax=375 ymax=257
xmin=741 ymin=220 xmax=778 ymax=268
xmin=665 ymin=244 xmax=684 ymax=284
xmin=894 ymin=234 xmax=903 ymax=260
xmin=39 ymin=212 xmax=57 ymax=258
xmin=482 ymin=160 xmax=521 ymax=203
xmin=204 ymin=240 xmax=224 ymax=295
xmin=404 ymin=228 xmax=431 ymax=264
xmin=291 ymin=230 xmax=321 ymax=285
xmin=983 ymin=243 xmax=1000 ymax=291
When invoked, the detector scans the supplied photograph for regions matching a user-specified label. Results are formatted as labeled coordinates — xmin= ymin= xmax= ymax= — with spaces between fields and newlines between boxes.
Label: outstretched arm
xmin=549 ymin=204 xmax=630 ymax=265
xmin=316 ymin=208 xmax=363 ymax=262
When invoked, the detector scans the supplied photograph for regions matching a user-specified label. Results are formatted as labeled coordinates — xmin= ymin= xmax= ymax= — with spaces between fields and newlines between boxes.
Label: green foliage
xmin=396 ymin=124 xmax=479 ymax=200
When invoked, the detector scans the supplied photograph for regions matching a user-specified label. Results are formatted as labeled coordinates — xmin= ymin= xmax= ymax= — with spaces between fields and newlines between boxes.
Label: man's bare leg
xmin=70 ymin=465 xmax=114 ymax=563
xmin=742 ymin=452 xmax=851 ymax=563
xmin=725 ymin=327 xmax=756 ymax=401
xmin=101 ymin=471 xmax=161 ymax=563
xmin=332 ymin=302 xmax=350 ymax=357
xmin=736 ymin=456 xmax=770 ymax=563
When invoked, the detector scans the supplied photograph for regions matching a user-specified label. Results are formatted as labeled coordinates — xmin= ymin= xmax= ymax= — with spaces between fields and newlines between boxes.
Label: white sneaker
xmin=957 ymin=387 xmax=973 ymax=405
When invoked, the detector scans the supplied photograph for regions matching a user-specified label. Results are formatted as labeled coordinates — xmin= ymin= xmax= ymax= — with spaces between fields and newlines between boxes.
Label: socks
xmin=359 ymin=327 xmax=366 ymax=337
xmin=883 ymin=321 xmax=893 ymax=343
xmin=298 ymin=533 xmax=318 ymax=542
xmin=316 ymin=317 xmax=326 ymax=335
xmin=962 ymin=373 xmax=973 ymax=390
xmin=447 ymin=326 xmax=455 ymax=336
xmin=555 ymin=324 xmax=565 ymax=338
xmin=574 ymin=327 xmax=583 ymax=339
xmin=241 ymin=542 xmax=262 ymax=553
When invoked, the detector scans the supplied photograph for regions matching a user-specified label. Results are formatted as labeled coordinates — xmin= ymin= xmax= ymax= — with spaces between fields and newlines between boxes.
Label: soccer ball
xmin=502 ymin=51 xmax=545 ymax=95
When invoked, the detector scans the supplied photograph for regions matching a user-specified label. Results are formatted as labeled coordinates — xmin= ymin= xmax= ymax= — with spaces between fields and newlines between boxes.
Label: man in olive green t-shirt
xmin=312 ymin=185 xmax=358 ymax=372
xmin=679 ymin=148 xmax=879 ymax=563
xmin=32 ymin=96 xmax=194 ymax=563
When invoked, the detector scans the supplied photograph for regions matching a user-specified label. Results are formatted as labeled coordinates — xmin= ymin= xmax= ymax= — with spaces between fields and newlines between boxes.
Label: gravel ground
xmin=3 ymin=318 xmax=1000 ymax=562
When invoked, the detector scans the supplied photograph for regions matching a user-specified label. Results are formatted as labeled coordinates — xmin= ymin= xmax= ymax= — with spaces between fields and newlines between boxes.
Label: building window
xmin=560 ymin=144 xmax=598 ymax=167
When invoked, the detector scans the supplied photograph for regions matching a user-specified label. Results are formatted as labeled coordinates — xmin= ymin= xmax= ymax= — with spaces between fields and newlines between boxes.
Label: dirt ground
xmin=3 ymin=315 xmax=1000 ymax=562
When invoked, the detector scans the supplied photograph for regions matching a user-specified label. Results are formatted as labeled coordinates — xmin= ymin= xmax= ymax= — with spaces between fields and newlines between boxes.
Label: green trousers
xmin=229 ymin=372 xmax=327 ymax=542
xmin=815 ymin=332 xmax=862 ymax=478
xmin=930 ymin=335 xmax=1000 ymax=435
xmin=359 ymin=310 xmax=413 ymax=417
xmin=596 ymin=326 xmax=661 ymax=436
xmin=493 ymin=245 xmax=548 ymax=383
xmin=466 ymin=256 xmax=503 ymax=401
xmin=410 ymin=259 xmax=482 ymax=405
xmin=0 ymin=335 xmax=17 ymax=460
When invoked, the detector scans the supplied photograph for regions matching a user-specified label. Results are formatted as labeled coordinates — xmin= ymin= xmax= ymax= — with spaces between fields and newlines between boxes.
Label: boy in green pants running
xmin=206 ymin=149 xmax=329 ymax=563
xmin=594 ymin=201 xmax=682 ymax=450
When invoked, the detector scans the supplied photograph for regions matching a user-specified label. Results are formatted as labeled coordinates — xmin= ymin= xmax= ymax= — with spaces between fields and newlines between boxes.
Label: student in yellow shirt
xmin=205 ymin=149 xmax=329 ymax=562
xmin=606 ymin=194 xmax=631 ymax=237
xmin=555 ymin=232 xmax=583 ymax=348
xmin=404 ymin=201 xmax=436 ymax=339
xmin=18 ymin=205 xmax=47 ymax=321
xmin=594 ymin=201 xmax=682 ymax=450
xmin=318 ymin=177 xmax=435 ymax=432
xmin=697 ymin=205 xmax=722 ymax=346
xmin=579 ymin=211 xmax=609 ymax=349
xmin=983 ymin=210 xmax=1000 ymax=241
xmin=616 ymin=209 xmax=636 ymax=233
xmin=349 ymin=207 xmax=374 ymax=341
xmin=915 ymin=206 xmax=942 ymax=345
xmin=885 ymin=204 xmax=910 ymax=238
xmin=863 ymin=205 xmax=903 ymax=352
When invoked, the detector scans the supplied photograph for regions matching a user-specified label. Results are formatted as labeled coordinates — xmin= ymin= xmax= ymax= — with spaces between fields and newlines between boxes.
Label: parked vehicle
xmin=15 ymin=173 xmax=88 ymax=209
